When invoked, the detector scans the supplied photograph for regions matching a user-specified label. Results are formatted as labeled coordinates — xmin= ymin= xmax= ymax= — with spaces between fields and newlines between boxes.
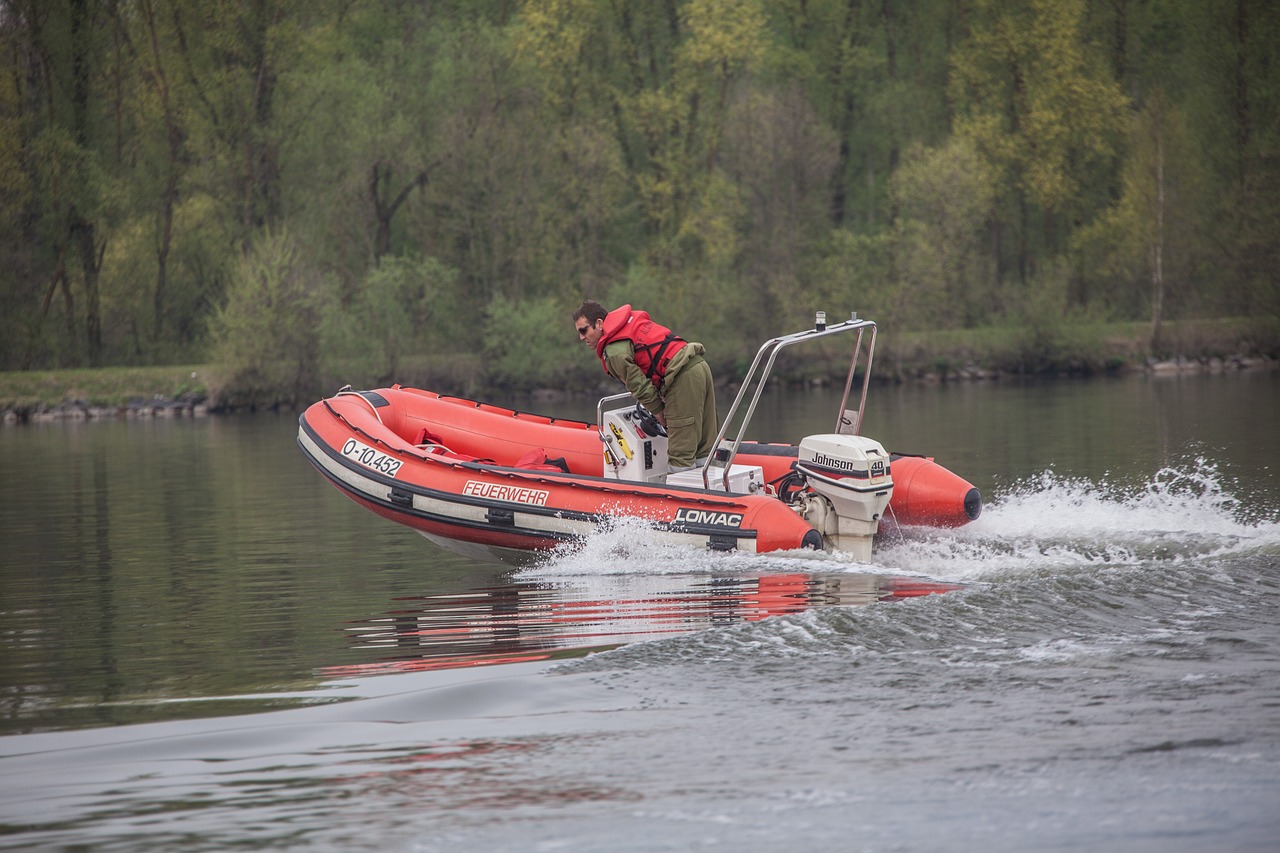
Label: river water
xmin=1 ymin=372 xmax=1278 ymax=852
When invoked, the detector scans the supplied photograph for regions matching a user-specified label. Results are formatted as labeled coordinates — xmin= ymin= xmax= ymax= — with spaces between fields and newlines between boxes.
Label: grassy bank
xmin=883 ymin=317 xmax=1280 ymax=380
xmin=1 ymin=318 xmax=1276 ymax=415
xmin=716 ymin=317 xmax=1280 ymax=386
xmin=0 ymin=365 xmax=213 ymax=412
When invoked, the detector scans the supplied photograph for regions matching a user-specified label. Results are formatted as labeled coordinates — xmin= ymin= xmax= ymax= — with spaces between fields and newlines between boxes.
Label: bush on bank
xmin=1 ymin=317 xmax=1275 ymax=419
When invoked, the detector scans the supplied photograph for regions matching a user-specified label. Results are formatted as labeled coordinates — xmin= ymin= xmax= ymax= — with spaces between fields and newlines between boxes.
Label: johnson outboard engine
xmin=794 ymin=434 xmax=894 ymax=561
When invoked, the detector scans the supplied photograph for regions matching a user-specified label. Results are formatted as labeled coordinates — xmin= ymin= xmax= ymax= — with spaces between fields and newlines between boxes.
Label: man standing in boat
xmin=573 ymin=300 xmax=718 ymax=472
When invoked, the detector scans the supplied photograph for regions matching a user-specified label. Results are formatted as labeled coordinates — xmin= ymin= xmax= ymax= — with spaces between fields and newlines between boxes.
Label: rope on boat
xmin=334 ymin=385 xmax=385 ymax=425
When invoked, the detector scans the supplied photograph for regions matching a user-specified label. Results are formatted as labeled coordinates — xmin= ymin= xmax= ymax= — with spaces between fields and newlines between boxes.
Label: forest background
xmin=2 ymin=0 xmax=1278 ymax=407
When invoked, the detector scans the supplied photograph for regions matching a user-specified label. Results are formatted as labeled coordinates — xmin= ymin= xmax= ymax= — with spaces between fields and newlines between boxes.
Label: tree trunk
xmin=828 ymin=0 xmax=861 ymax=227
xmin=70 ymin=208 xmax=104 ymax=366
xmin=142 ymin=0 xmax=181 ymax=344
xmin=1149 ymin=132 xmax=1165 ymax=352
xmin=155 ymin=178 xmax=176 ymax=342
xmin=38 ymin=259 xmax=78 ymax=368
xmin=69 ymin=0 xmax=102 ymax=365
xmin=371 ymin=163 xmax=428 ymax=260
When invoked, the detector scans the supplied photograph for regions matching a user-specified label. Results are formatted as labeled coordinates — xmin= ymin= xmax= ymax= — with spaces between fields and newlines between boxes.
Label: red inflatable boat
xmin=297 ymin=315 xmax=981 ymax=564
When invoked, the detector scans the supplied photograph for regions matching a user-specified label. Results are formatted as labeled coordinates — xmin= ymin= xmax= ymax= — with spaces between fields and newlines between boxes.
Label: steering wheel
xmin=632 ymin=403 xmax=667 ymax=437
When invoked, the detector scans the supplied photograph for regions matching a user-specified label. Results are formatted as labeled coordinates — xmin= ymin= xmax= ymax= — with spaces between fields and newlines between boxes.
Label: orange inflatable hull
xmin=297 ymin=386 xmax=980 ymax=563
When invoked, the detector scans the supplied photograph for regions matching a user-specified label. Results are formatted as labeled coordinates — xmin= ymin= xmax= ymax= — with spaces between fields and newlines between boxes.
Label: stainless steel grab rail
xmin=591 ymin=312 xmax=877 ymax=491
xmin=705 ymin=313 xmax=877 ymax=491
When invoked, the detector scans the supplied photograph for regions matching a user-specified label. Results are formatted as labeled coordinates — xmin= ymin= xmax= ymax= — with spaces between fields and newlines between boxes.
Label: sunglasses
xmin=576 ymin=324 xmax=592 ymax=337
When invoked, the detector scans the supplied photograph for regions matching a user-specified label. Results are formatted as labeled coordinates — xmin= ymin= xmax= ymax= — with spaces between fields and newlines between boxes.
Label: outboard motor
xmin=794 ymin=434 xmax=894 ymax=561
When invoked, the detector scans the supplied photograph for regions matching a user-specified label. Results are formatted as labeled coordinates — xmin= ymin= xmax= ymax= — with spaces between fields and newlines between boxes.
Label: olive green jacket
xmin=601 ymin=340 xmax=707 ymax=415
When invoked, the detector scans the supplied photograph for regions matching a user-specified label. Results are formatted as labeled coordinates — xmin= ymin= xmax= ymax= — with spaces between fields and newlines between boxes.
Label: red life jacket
xmin=595 ymin=304 xmax=687 ymax=389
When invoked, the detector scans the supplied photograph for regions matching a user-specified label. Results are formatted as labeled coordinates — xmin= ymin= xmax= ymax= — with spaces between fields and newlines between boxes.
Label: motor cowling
xmin=794 ymin=434 xmax=894 ymax=560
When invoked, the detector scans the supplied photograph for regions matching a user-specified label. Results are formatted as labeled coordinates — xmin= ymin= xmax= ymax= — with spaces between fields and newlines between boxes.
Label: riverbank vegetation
xmin=2 ymin=316 xmax=1274 ymax=416
xmin=2 ymin=1 xmax=1277 ymax=406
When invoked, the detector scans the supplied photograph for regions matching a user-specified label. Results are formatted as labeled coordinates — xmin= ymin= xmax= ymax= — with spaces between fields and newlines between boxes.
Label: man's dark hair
xmin=574 ymin=300 xmax=608 ymax=324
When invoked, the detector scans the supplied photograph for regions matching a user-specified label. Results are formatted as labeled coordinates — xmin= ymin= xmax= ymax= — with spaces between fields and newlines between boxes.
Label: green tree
xmin=481 ymin=294 xmax=583 ymax=390
xmin=5 ymin=0 xmax=117 ymax=367
xmin=275 ymin=2 xmax=449 ymax=288
xmin=718 ymin=83 xmax=838 ymax=340
xmin=347 ymin=255 xmax=456 ymax=382
xmin=0 ymin=4 xmax=38 ymax=368
xmin=514 ymin=0 xmax=770 ymax=316
xmin=2 ymin=0 xmax=1278 ymax=385
xmin=769 ymin=0 xmax=954 ymax=230
xmin=134 ymin=0 xmax=188 ymax=347
xmin=209 ymin=229 xmax=332 ymax=404
xmin=168 ymin=0 xmax=307 ymax=245
xmin=951 ymin=0 xmax=1127 ymax=297
xmin=1074 ymin=89 xmax=1207 ymax=344
xmin=890 ymin=137 xmax=998 ymax=328
xmin=1177 ymin=0 xmax=1280 ymax=318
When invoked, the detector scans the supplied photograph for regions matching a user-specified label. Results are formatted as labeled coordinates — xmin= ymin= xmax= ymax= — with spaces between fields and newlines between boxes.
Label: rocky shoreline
xmin=3 ymin=393 xmax=212 ymax=424
xmin=2 ymin=353 xmax=1274 ymax=425
xmin=904 ymin=353 xmax=1277 ymax=384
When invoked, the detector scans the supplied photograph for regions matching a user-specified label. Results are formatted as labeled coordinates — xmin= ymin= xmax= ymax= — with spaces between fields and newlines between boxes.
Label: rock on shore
xmin=2 ymin=393 xmax=210 ymax=425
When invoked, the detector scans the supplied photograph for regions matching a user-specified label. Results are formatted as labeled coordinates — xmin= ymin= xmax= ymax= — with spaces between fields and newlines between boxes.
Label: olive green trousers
xmin=662 ymin=358 xmax=718 ymax=471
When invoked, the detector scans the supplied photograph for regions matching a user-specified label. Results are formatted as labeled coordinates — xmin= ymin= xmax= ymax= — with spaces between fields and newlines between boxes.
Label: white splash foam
xmin=523 ymin=514 xmax=729 ymax=577
xmin=877 ymin=459 xmax=1280 ymax=582
xmin=520 ymin=514 xmax=866 ymax=580
xmin=980 ymin=459 xmax=1260 ymax=537
xmin=525 ymin=459 xmax=1278 ymax=587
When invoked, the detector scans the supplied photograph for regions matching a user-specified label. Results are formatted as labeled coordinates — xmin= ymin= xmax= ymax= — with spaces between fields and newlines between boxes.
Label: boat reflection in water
xmin=321 ymin=573 xmax=960 ymax=679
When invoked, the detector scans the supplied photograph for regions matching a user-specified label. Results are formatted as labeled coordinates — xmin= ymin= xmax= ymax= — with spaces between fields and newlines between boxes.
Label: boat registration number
xmin=342 ymin=439 xmax=403 ymax=477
